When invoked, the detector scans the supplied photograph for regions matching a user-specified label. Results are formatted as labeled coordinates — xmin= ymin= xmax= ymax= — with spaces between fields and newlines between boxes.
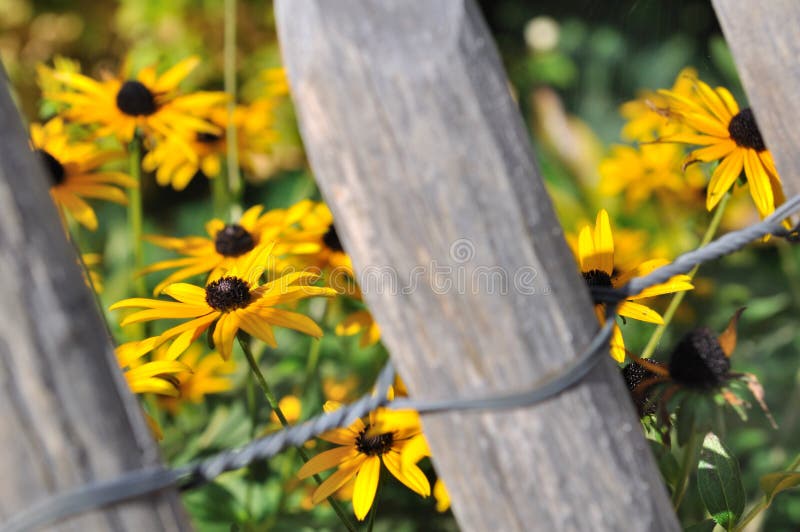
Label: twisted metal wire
xmin=3 ymin=194 xmax=800 ymax=532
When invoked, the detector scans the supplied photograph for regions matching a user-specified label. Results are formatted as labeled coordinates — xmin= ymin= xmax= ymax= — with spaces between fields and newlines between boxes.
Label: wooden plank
xmin=275 ymin=2 xmax=678 ymax=530
xmin=712 ymin=1 xmax=800 ymax=198
xmin=0 ymin=66 xmax=190 ymax=530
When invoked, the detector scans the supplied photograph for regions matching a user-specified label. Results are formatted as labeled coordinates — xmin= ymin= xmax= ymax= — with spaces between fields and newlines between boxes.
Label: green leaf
xmin=697 ymin=433 xmax=745 ymax=531
xmin=760 ymin=472 xmax=800 ymax=505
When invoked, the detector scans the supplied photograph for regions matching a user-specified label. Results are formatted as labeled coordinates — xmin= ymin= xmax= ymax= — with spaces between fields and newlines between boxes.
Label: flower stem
xmin=672 ymin=425 xmax=700 ymax=510
xmin=640 ymin=193 xmax=731 ymax=359
xmin=128 ymin=135 xmax=145 ymax=298
xmin=366 ymin=468 xmax=385 ymax=532
xmin=235 ymin=333 xmax=357 ymax=532
xmin=127 ymin=135 xmax=147 ymax=339
xmin=224 ymin=0 xmax=242 ymax=213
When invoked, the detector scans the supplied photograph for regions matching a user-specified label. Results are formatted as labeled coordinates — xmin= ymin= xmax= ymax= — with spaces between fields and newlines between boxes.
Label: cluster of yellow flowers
xmin=581 ymin=68 xmax=784 ymax=363
xmin=31 ymin=53 xmax=437 ymax=522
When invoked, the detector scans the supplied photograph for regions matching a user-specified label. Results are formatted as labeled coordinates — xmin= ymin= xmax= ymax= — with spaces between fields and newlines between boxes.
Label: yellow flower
xmin=578 ymin=210 xmax=694 ymax=362
xmin=658 ymin=74 xmax=785 ymax=217
xmin=141 ymin=103 xmax=279 ymax=191
xmin=619 ymin=67 xmax=697 ymax=142
xmin=153 ymin=344 xmax=235 ymax=414
xmin=298 ymin=401 xmax=430 ymax=521
xmin=42 ymin=56 xmax=227 ymax=146
xmin=111 ymin=245 xmax=336 ymax=360
xmin=31 ymin=117 xmax=135 ymax=231
xmin=140 ymin=201 xmax=324 ymax=294
xmin=599 ymin=143 xmax=705 ymax=206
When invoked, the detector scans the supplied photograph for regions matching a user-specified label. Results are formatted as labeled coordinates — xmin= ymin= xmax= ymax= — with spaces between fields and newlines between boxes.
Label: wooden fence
xmin=1 ymin=1 xmax=799 ymax=531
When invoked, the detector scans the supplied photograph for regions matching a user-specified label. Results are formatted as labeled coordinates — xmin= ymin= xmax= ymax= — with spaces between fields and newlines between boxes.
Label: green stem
xmin=734 ymin=453 xmax=800 ymax=531
xmin=244 ymin=370 xmax=257 ymax=516
xmin=672 ymin=427 xmax=700 ymax=510
xmin=640 ymin=193 xmax=731 ymax=359
xmin=235 ymin=334 xmax=357 ymax=532
xmin=224 ymin=0 xmax=242 ymax=211
xmin=127 ymin=136 xmax=147 ymax=339
xmin=366 ymin=469 xmax=385 ymax=532
xmin=128 ymin=136 xmax=145 ymax=298
xmin=212 ymin=171 xmax=230 ymax=221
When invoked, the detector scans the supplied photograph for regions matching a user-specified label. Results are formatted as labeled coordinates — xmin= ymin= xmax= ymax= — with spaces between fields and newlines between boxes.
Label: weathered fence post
xmin=711 ymin=1 xmax=800 ymax=198
xmin=0 ymin=66 xmax=190 ymax=530
xmin=276 ymin=2 xmax=678 ymax=530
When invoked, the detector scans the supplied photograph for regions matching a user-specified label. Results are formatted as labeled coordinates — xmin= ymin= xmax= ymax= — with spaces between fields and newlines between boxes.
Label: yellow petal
xmin=694 ymin=79 xmax=733 ymax=123
xmin=618 ymin=301 xmax=664 ymax=324
xmin=681 ymin=111 xmax=730 ymax=138
xmin=715 ymin=86 xmax=740 ymax=117
xmin=577 ymin=225 xmax=596 ymax=272
xmin=707 ymin=150 xmax=743 ymax=210
xmin=153 ymin=56 xmax=200 ymax=93
xmin=383 ymin=451 xmax=431 ymax=498
xmin=688 ymin=139 xmax=736 ymax=163
xmin=609 ymin=324 xmax=626 ymax=363
xmin=237 ymin=311 xmax=278 ymax=348
xmin=744 ymin=149 xmax=774 ymax=217
xmin=163 ymin=283 xmax=209 ymax=306
xmin=592 ymin=209 xmax=614 ymax=275
xmin=400 ymin=434 xmax=431 ymax=470
xmin=297 ymin=446 xmax=358 ymax=479
xmin=311 ymin=456 xmax=365 ymax=504
xmin=255 ymin=308 xmax=323 ymax=338
xmin=212 ymin=312 xmax=240 ymax=360
xmin=352 ymin=456 xmax=381 ymax=520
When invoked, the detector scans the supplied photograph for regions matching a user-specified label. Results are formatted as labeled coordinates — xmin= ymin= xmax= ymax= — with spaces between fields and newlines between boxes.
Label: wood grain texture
xmin=276 ymin=2 xmax=678 ymax=530
xmin=0 ymin=66 xmax=189 ymax=530
xmin=712 ymin=0 xmax=800 ymax=197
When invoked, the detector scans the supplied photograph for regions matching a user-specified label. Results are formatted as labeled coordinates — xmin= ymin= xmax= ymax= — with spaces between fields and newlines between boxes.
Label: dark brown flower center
xmin=205 ymin=276 xmax=252 ymax=312
xmin=36 ymin=149 xmax=65 ymax=186
xmin=582 ymin=269 xmax=613 ymax=288
xmin=323 ymin=224 xmax=343 ymax=252
xmin=728 ymin=108 xmax=766 ymax=152
xmin=621 ymin=360 xmax=665 ymax=416
xmin=355 ymin=425 xmax=394 ymax=456
xmin=215 ymin=224 xmax=256 ymax=257
xmin=116 ymin=80 xmax=157 ymax=116
xmin=668 ymin=327 xmax=730 ymax=389
xmin=196 ymin=131 xmax=223 ymax=144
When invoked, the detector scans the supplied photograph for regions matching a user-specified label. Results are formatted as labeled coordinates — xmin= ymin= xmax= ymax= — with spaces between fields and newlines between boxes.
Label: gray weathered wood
xmin=712 ymin=1 xmax=800 ymax=198
xmin=276 ymin=2 xmax=679 ymax=530
xmin=0 ymin=65 xmax=190 ymax=530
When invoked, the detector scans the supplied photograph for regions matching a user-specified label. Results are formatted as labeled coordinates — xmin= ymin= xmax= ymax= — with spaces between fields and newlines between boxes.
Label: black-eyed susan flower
xmin=623 ymin=308 xmax=774 ymax=427
xmin=658 ymin=74 xmax=785 ymax=217
xmin=153 ymin=344 xmax=235 ymax=414
xmin=111 ymin=245 xmax=336 ymax=360
xmin=577 ymin=209 xmax=694 ymax=362
xmin=140 ymin=201 xmax=324 ymax=294
xmin=31 ymin=117 xmax=135 ymax=231
xmin=141 ymin=103 xmax=279 ymax=190
xmin=42 ymin=56 xmax=227 ymax=147
xmin=298 ymin=400 xmax=430 ymax=520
